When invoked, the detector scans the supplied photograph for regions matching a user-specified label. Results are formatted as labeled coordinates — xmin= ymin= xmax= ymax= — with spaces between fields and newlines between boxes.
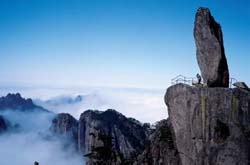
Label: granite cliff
xmin=51 ymin=112 xmax=79 ymax=149
xmin=80 ymin=110 xmax=149 ymax=164
xmin=51 ymin=109 xmax=149 ymax=164
xmin=163 ymin=7 xmax=250 ymax=165
xmin=136 ymin=119 xmax=180 ymax=165
xmin=166 ymin=84 xmax=250 ymax=165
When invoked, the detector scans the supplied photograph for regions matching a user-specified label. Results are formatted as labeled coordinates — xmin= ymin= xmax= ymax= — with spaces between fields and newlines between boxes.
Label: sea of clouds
xmin=0 ymin=85 xmax=168 ymax=165
xmin=35 ymin=91 xmax=167 ymax=123
xmin=1 ymin=86 xmax=168 ymax=123
xmin=0 ymin=110 xmax=84 ymax=165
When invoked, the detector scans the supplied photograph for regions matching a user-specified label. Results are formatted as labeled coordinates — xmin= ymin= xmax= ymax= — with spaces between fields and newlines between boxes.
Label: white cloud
xmin=0 ymin=85 xmax=168 ymax=165
xmin=0 ymin=110 xmax=84 ymax=165
xmin=0 ymin=85 xmax=168 ymax=123
xmin=30 ymin=86 xmax=168 ymax=123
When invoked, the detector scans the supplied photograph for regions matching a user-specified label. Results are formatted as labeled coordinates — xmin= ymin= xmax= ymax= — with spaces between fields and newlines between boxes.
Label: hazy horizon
xmin=0 ymin=85 xmax=167 ymax=123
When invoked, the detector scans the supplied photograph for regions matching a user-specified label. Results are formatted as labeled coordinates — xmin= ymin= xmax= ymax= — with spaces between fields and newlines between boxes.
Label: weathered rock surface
xmin=0 ymin=115 xmax=8 ymax=133
xmin=194 ymin=7 xmax=229 ymax=87
xmin=51 ymin=113 xmax=79 ymax=150
xmin=51 ymin=113 xmax=78 ymax=139
xmin=78 ymin=109 xmax=149 ymax=164
xmin=136 ymin=119 xmax=180 ymax=165
xmin=165 ymin=83 xmax=250 ymax=165
xmin=49 ymin=109 xmax=151 ymax=164
xmin=233 ymin=82 xmax=250 ymax=91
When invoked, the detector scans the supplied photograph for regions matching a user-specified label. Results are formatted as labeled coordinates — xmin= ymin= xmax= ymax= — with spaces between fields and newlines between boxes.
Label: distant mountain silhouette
xmin=0 ymin=93 xmax=49 ymax=112
xmin=44 ymin=95 xmax=83 ymax=106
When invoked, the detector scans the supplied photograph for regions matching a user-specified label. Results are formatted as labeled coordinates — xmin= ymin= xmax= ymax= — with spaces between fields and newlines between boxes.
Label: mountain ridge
xmin=0 ymin=93 xmax=49 ymax=112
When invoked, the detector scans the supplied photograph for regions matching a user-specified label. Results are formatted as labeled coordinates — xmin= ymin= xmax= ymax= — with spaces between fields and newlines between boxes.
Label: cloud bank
xmin=0 ymin=85 xmax=167 ymax=165
xmin=0 ymin=110 xmax=84 ymax=165
xmin=31 ymin=87 xmax=167 ymax=123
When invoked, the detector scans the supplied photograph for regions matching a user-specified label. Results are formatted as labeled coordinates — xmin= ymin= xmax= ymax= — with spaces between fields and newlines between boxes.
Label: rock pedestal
xmin=165 ymin=84 xmax=250 ymax=165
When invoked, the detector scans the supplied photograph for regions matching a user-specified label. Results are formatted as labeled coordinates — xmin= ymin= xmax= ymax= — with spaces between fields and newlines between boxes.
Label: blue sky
xmin=0 ymin=0 xmax=249 ymax=89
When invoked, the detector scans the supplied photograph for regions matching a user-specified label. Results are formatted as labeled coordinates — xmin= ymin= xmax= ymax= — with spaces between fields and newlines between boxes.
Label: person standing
xmin=196 ymin=73 xmax=201 ymax=84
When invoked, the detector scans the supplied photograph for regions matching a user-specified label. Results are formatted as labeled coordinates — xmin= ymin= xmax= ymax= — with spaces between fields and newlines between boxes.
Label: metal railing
xmin=171 ymin=75 xmax=203 ymax=86
xmin=171 ymin=75 xmax=237 ymax=88
xmin=229 ymin=78 xmax=237 ymax=88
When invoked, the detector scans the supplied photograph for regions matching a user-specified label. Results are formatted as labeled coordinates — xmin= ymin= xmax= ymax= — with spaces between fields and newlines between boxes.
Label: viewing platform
xmin=171 ymin=75 xmax=238 ymax=88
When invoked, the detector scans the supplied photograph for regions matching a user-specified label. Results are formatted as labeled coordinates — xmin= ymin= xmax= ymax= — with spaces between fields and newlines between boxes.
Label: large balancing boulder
xmin=194 ymin=7 xmax=229 ymax=87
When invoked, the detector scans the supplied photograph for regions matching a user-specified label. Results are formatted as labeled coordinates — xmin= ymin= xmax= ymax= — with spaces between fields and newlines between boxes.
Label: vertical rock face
xmin=50 ymin=109 xmax=150 ymax=164
xmin=136 ymin=119 xmax=180 ymax=165
xmin=194 ymin=7 xmax=229 ymax=87
xmin=51 ymin=113 xmax=78 ymax=143
xmin=78 ymin=109 xmax=148 ymax=164
xmin=0 ymin=115 xmax=8 ymax=133
xmin=165 ymin=84 xmax=250 ymax=165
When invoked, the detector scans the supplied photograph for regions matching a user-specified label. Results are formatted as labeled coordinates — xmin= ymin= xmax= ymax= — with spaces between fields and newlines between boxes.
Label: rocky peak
xmin=51 ymin=113 xmax=78 ymax=149
xmin=49 ymin=109 xmax=149 ymax=164
xmin=0 ymin=93 xmax=47 ymax=112
xmin=78 ymin=109 xmax=148 ymax=164
xmin=194 ymin=7 xmax=229 ymax=87
xmin=51 ymin=113 xmax=78 ymax=136
xmin=45 ymin=95 xmax=84 ymax=106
